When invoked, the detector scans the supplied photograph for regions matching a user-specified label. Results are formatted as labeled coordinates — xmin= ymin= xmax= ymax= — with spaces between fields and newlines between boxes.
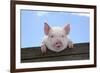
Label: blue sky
xmin=21 ymin=9 xmax=90 ymax=48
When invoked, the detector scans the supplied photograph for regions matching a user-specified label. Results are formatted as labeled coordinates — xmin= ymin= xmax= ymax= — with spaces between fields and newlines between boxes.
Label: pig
xmin=41 ymin=22 xmax=73 ymax=53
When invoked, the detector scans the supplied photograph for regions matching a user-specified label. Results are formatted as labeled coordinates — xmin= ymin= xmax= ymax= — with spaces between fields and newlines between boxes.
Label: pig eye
xmin=61 ymin=35 xmax=64 ymax=37
xmin=50 ymin=35 xmax=54 ymax=38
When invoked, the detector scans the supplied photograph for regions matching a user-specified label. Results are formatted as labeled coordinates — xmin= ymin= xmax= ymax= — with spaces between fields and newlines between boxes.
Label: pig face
xmin=44 ymin=22 xmax=70 ymax=52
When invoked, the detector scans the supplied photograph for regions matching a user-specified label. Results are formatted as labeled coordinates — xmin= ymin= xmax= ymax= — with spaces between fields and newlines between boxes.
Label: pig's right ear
xmin=44 ymin=22 xmax=51 ymax=35
xmin=63 ymin=24 xmax=70 ymax=35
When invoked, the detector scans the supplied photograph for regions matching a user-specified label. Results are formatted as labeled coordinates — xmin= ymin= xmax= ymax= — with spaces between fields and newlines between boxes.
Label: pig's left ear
xmin=63 ymin=24 xmax=70 ymax=34
xmin=44 ymin=22 xmax=51 ymax=35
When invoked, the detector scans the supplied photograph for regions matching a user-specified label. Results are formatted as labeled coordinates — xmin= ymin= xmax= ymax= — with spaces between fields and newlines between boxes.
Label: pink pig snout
xmin=53 ymin=40 xmax=63 ymax=48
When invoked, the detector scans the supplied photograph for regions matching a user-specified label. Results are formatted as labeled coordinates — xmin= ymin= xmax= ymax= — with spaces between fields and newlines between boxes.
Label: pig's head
xmin=44 ymin=22 xmax=70 ymax=52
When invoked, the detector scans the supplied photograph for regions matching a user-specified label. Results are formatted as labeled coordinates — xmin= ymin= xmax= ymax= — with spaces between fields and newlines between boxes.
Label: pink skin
xmin=41 ymin=22 xmax=73 ymax=53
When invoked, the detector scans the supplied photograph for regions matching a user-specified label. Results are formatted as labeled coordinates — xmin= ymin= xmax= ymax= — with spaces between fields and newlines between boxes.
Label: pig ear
xmin=44 ymin=22 xmax=51 ymax=35
xmin=63 ymin=24 xmax=70 ymax=34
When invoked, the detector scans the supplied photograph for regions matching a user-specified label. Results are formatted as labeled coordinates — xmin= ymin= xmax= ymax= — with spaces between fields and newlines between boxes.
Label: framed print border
xmin=10 ymin=0 xmax=97 ymax=73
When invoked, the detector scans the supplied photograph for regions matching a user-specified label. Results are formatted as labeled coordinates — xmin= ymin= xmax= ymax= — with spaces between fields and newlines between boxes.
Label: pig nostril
xmin=56 ymin=42 xmax=58 ymax=44
xmin=56 ymin=42 xmax=61 ymax=45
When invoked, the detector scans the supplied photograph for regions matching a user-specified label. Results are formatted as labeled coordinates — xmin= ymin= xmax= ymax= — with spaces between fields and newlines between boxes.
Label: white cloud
xmin=35 ymin=11 xmax=90 ymax=17
xmin=71 ymin=12 xmax=90 ymax=17
xmin=36 ymin=11 xmax=49 ymax=16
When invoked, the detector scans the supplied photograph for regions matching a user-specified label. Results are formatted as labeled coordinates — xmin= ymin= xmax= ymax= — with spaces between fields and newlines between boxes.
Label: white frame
xmin=16 ymin=4 xmax=94 ymax=69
